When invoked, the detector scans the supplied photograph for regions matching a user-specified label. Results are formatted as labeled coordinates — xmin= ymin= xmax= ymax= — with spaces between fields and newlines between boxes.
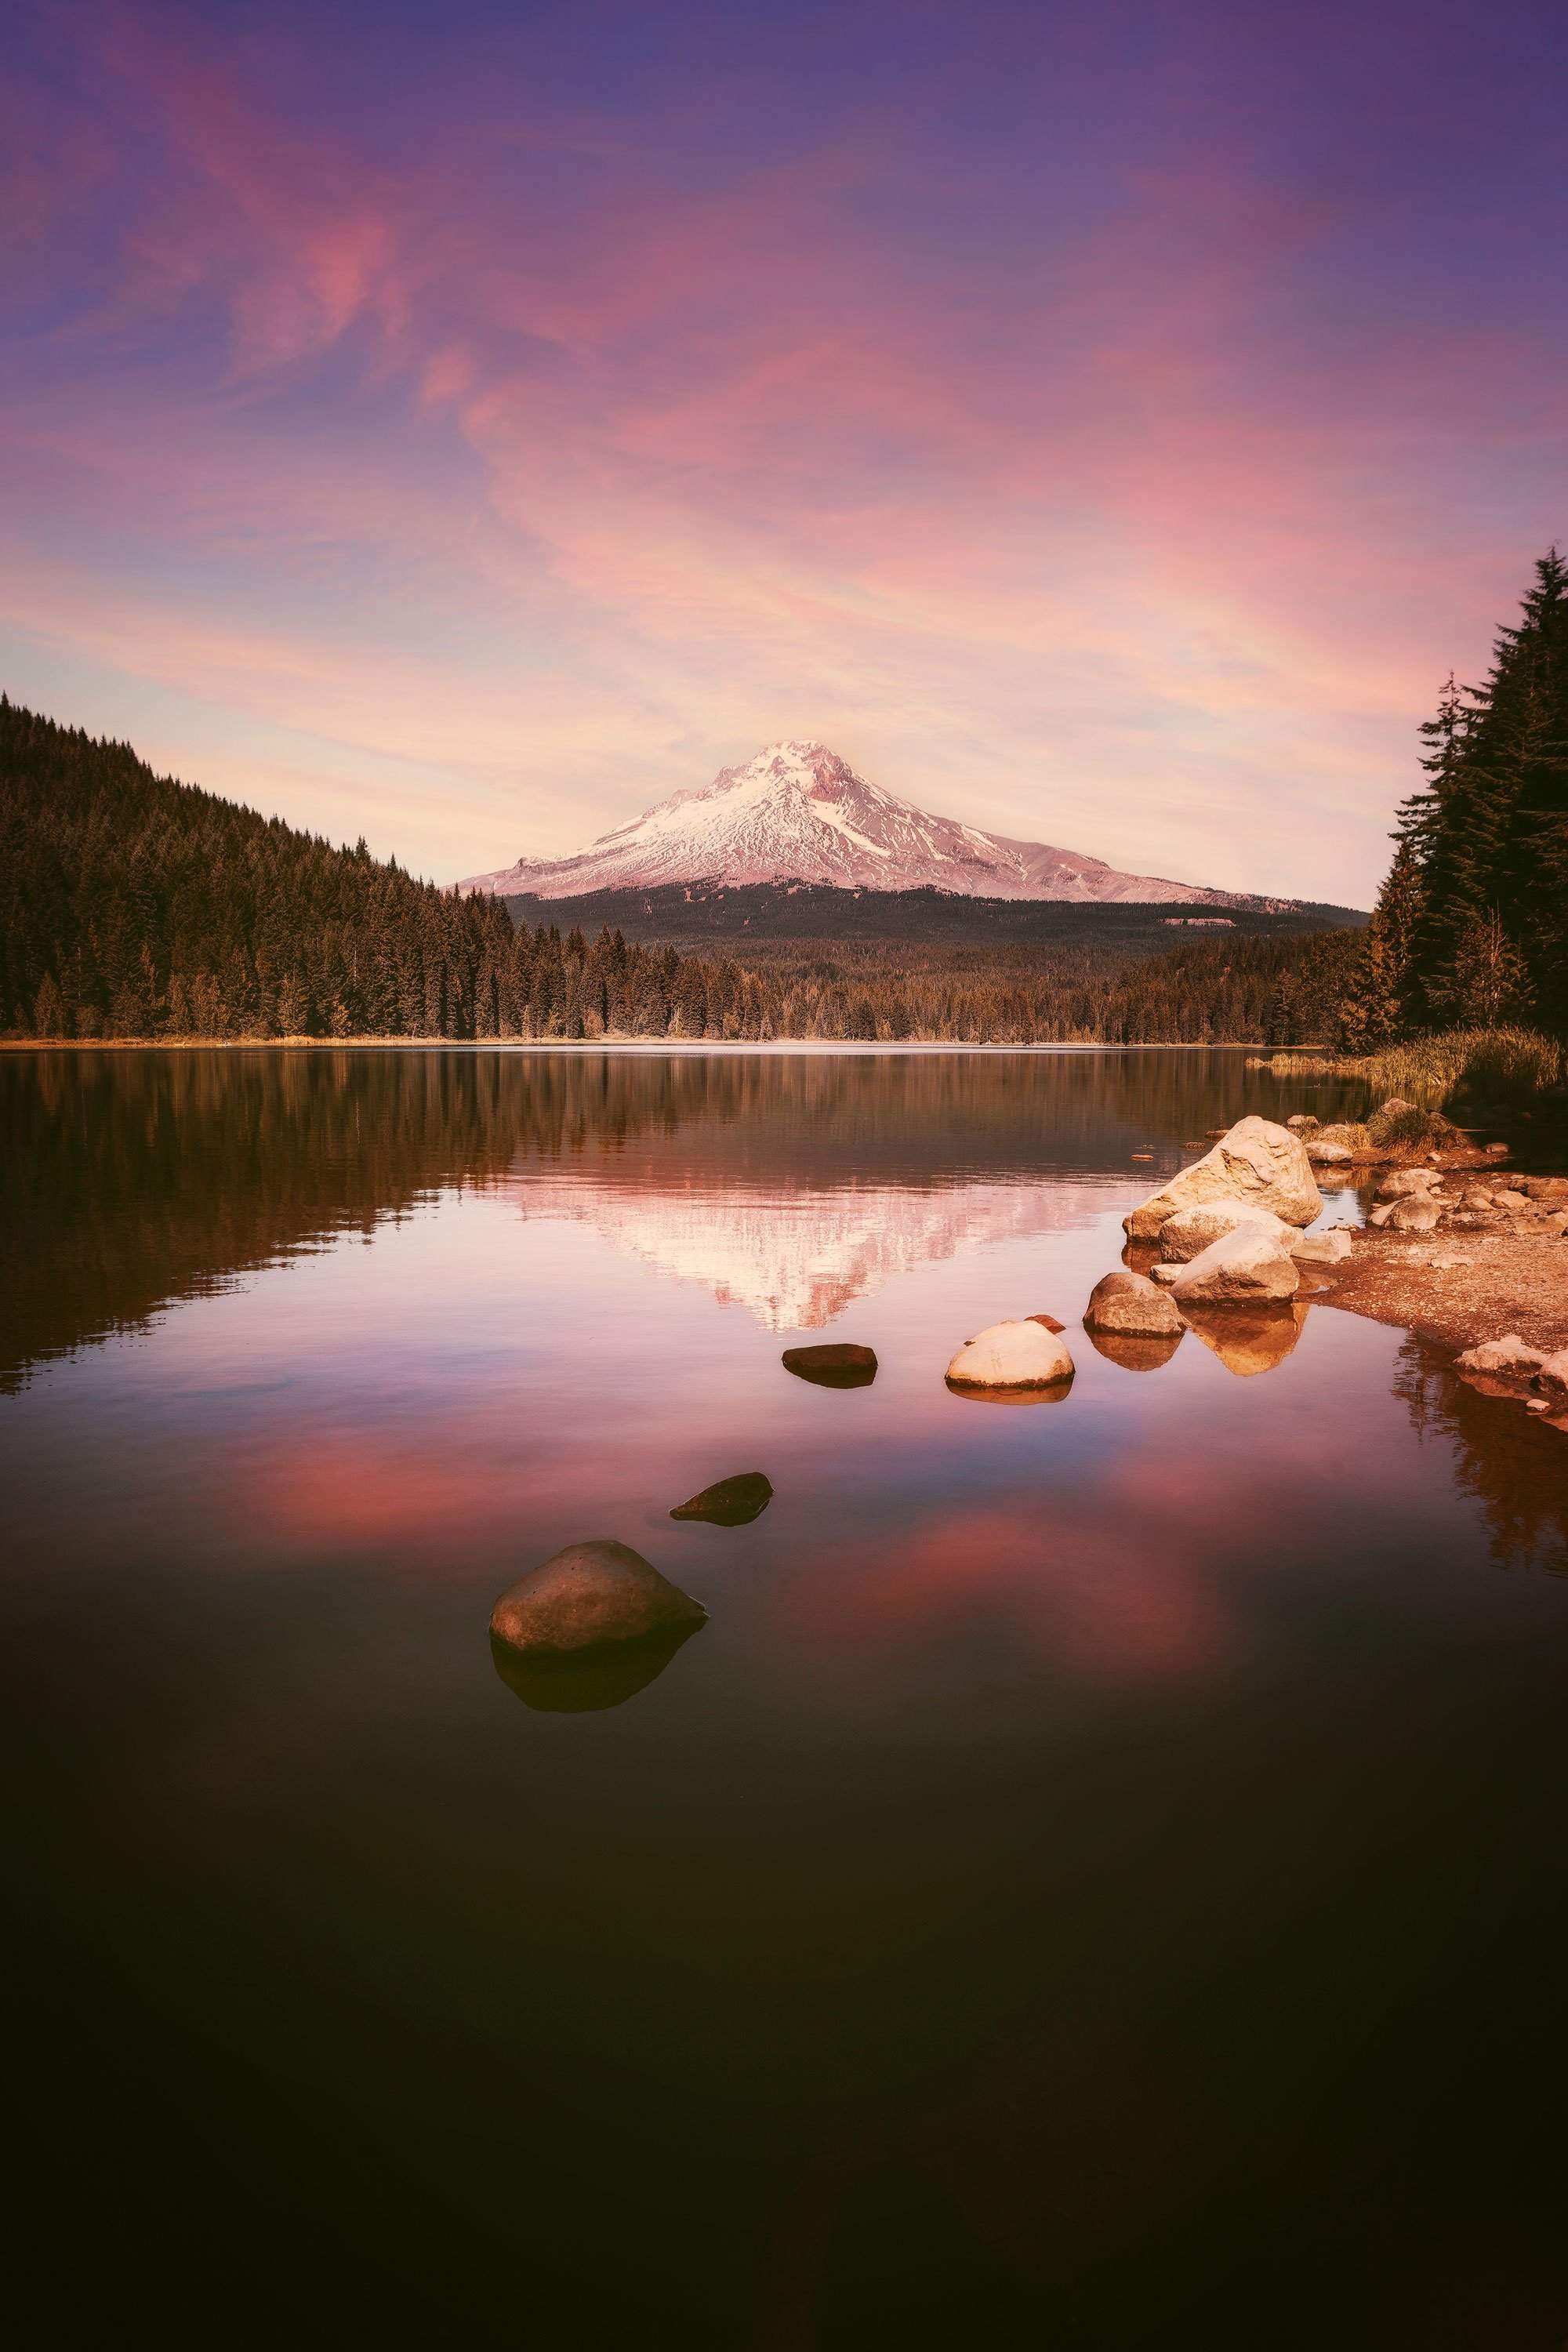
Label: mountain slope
xmin=460 ymin=741 xmax=1286 ymax=906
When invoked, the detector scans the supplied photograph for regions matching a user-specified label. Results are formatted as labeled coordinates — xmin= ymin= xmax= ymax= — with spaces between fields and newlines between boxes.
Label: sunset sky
xmin=3 ymin=0 xmax=1565 ymax=902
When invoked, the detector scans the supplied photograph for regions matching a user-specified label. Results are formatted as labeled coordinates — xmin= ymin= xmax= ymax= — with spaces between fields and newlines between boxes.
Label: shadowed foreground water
xmin=4 ymin=1048 xmax=1568 ymax=2350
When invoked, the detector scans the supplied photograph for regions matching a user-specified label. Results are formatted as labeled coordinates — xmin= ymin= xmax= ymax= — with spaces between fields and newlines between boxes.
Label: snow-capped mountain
xmin=458 ymin=742 xmax=1266 ymax=905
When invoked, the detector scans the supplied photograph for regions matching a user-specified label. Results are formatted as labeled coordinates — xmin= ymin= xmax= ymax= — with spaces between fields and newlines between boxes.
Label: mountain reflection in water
xmin=5 ymin=1045 xmax=1568 ymax=2344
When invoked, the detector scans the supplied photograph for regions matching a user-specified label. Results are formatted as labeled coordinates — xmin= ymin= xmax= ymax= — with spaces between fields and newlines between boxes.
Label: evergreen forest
xmin=1343 ymin=550 xmax=1568 ymax=1047
xmin=2 ymin=694 xmax=1356 ymax=1044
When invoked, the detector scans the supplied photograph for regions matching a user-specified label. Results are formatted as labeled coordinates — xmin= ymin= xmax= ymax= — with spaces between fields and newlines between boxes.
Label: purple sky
xmin=3 ymin=0 xmax=1566 ymax=899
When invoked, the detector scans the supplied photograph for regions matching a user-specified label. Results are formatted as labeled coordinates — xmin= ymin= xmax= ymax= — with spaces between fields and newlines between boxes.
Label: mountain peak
xmin=459 ymin=743 xmax=1276 ymax=907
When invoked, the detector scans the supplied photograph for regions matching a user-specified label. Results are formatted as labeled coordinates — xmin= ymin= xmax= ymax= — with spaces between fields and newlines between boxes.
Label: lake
xmin=5 ymin=1047 xmax=1568 ymax=2349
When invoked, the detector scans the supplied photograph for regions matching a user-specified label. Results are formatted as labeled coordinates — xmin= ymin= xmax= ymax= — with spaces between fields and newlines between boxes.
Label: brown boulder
xmin=490 ymin=1540 xmax=707 ymax=1657
xmin=1083 ymin=1269 xmax=1183 ymax=1338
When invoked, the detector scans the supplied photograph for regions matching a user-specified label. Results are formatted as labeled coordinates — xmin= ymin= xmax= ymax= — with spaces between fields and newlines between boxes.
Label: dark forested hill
xmin=504 ymin=880 xmax=1363 ymax=964
xmin=1 ymin=695 xmax=1356 ymax=1044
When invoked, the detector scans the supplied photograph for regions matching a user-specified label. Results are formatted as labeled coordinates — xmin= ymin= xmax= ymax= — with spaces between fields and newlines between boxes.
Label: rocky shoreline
xmin=1114 ymin=1112 xmax=1568 ymax=1432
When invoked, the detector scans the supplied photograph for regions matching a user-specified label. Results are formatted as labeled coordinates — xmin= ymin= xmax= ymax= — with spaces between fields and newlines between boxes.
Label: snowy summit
xmin=459 ymin=741 xmax=1252 ymax=904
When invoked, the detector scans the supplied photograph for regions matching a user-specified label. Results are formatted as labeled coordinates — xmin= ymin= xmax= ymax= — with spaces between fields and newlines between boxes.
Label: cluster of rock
xmin=1360 ymin=1165 xmax=1568 ymax=1244
xmin=1454 ymin=1332 xmax=1568 ymax=1432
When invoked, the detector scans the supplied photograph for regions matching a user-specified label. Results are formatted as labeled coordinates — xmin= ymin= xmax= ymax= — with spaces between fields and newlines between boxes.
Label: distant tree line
xmin=1341 ymin=550 xmax=1568 ymax=1048
xmin=2 ymin=695 xmax=1356 ymax=1044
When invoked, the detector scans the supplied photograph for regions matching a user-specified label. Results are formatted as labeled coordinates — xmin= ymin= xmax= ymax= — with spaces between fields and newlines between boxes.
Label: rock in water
xmin=1288 ymin=1225 xmax=1353 ymax=1264
xmin=1286 ymin=1114 xmax=1320 ymax=1135
xmin=1083 ymin=1269 xmax=1183 ymax=1337
xmin=1124 ymin=1116 xmax=1321 ymax=1239
xmin=1155 ymin=1202 xmax=1298 ymax=1263
xmin=490 ymin=1540 xmax=707 ymax=1657
xmin=782 ymin=1342 xmax=878 ymax=1388
xmin=1027 ymin=1312 xmax=1067 ymax=1332
xmin=946 ymin=1319 xmax=1074 ymax=1393
xmin=1307 ymin=1139 xmax=1354 ymax=1165
xmin=1534 ymin=1349 xmax=1568 ymax=1397
xmin=670 ymin=1472 xmax=774 ymax=1526
xmin=1168 ymin=1226 xmax=1301 ymax=1305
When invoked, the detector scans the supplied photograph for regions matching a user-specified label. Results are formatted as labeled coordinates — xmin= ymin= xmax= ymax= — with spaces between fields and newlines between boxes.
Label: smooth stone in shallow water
xmin=1086 ymin=1327 xmax=1184 ymax=1374
xmin=1124 ymin=1116 xmax=1321 ymax=1238
xmin=1155 ymin=1202 xmax=1296 ymax=1264
xmin=946 ymin=1319 xmax=1074 ymax=1393
xmin=782 ymin=1343 xmax=877 ymax=1388
xmin=489 ymin=1539 xmax=707 ymax=1657
xmin=1027 ymin=1312 xmax=1067 ymax=1333
xmin=490 ymin=1623 xmax=701 ymax=1713
xmin=1180 ymin=1301 xmax=1307 ymax=1377
xmin=1168 ymin=1225 xmax=1301 ymax=1305
xmin=670 ymin=1471 xmax=774 ymax=1526
xmin=1083 ymin=1269 xmax=1183 ymax=1338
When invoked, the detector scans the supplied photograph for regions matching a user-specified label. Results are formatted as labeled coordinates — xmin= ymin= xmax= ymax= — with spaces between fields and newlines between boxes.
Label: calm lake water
xmin=5 ymin=1047 xmax=1568 ymax=2350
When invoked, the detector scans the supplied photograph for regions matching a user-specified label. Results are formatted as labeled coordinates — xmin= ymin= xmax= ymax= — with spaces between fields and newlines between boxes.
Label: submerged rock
xmin=1083 ymin=1269 xmax=1183 ymax=1337
xmin=1181 ymin=1302 xmax=1305 ymax=1377
xmin=1086 ymin=1328 xmax=1184 ymax=1374
xmin=782 ymin=1343 xmax=878 ymax=1388
xmin=1124 ymin=1116 xmax=1321 ymax=1239
xmin=670 ymin=1471 xmax=774 ymax=1526
xmin=490 ymin=1539 xmax=707 ymax=1657
xmin=946 ymin=1319 xmax=1073 ymax=1394
xmin=1168 ymin=1225 xmax=1301 ymax=1305
xmin=1156 ymin=1202 xmax=1297 ymax=1263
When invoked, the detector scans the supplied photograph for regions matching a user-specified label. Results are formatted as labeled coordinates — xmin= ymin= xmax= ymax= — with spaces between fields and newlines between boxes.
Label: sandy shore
xmin=1320 ymin=1225 xmax=1568 ymax=1359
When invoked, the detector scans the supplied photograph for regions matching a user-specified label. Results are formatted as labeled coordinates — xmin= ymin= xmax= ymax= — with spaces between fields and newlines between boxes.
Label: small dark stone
xmin=1026 ymin=1313 xmax=1066 ymax=1333
xmin=782 ymin=1343 xmax=877 ymax=1388
xmin=670 ymin=1471 xmax=774 ymax=1526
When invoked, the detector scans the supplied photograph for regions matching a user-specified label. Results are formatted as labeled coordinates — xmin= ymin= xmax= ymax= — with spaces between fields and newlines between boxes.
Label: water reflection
xmin=1180 ymin=1301 xmax=1307 ymax=1377
xmin=1086 ymin=1328 xmax=1185 ymax=1374
xmin=489 ymin=1622 xmax=705 ymax=1713
xmin=0 ymin=1045 xmax=1370 ymax=1384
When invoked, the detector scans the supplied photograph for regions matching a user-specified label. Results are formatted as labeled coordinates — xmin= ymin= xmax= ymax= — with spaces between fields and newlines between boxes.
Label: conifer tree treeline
xmin=1341 ymin=552 xmax=1568 ymax=1047
xmin=2 ymin=695 xmax=1355 ymax=1043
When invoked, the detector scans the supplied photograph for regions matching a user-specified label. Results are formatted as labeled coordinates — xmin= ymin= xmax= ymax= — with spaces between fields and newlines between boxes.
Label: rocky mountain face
xmin=459 ymin=741 xmax=1284 ymax=906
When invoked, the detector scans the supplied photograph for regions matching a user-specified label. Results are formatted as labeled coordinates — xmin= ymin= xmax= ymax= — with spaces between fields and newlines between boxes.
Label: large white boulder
xmin=946 ymin=1319 xmax=1074 ymax=1390
xmin=1168 ymin=1225 xmax=1301 ymax=1305
xmin=1534 ymin=1349 xmax=1568 ymax=1398
xmin=1125 ymin=1116 xmax=1321 ymax=1239
xmin=1156 ymin=1202 xmax=1298 ymax=1263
